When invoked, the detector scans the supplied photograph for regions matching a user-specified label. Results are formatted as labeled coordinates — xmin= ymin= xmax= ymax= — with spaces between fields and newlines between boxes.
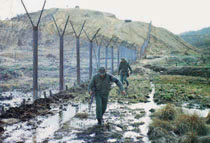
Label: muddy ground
xmin=0 ymin=61 xmax=153 ymax=143
xmin=0 ymin=56 xmax=210 ymax=143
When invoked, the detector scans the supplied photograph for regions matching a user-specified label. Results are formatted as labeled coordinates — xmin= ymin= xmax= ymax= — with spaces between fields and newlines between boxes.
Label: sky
xmin=0 ymin=0 xmax=210 ymax=34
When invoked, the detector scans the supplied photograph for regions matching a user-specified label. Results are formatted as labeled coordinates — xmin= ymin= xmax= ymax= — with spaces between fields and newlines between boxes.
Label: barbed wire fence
xmin=140 ymin=21 xmax=152 ymax=59
xmin=1 ymin=0 xmax=152 ymax=103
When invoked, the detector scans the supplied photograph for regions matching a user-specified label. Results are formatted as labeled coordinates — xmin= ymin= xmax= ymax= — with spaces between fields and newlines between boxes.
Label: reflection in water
xmin=182 ymin=104 xmax=209 ymax=117
xmin=2 ymin=103 xmax=82 ymax=143
xmin=59 ymin=105 xmax=64 ymax=128
xmin=127 ymin=82 xmax=158 ymax=143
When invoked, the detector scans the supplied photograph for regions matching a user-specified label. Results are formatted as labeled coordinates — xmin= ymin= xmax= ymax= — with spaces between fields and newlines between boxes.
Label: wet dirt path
xmin=0 ymin=82 xmax=156 ymax=143
xmin=1 ymin=82 xmax=209 ymax=143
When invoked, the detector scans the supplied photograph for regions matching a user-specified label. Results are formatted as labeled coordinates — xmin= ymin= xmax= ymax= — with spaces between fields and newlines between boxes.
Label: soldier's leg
xmin=102 ymin=95 xmax=109 ymax=117
xmin=124 ymin=75 xmax=129 ymax=86
xmin=120 ymin=74 xmax=124 ymax=84
xmin=95 ymin=94 xmax=103 ymax=119
xmin=122 ymin=75 xmax=127 ymax=86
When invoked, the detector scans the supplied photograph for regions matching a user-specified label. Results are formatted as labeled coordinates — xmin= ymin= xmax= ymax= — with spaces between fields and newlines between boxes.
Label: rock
xmin=131 ymin=122 xmax=144 ymax=127
xmin=187 ymin=95 xmax=196 ymax=100
xmin=0 ymin=126 xmax=4 ymax=132
xmin=1 ymin=118 xmax=19 ymax=124
xmin=150 ymin=109 xmax=155 ymax=113
xmin=154 ymin=98 xmax=159 ymax=103
xmin=145 ymin=95 xmax=150 ymax=98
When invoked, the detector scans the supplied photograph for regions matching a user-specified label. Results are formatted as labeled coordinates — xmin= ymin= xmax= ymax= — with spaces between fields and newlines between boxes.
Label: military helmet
xmin=98 ymin=67 xmax=106 ymax=75
xmin=121 ymin=57 xmax=126 ymax=61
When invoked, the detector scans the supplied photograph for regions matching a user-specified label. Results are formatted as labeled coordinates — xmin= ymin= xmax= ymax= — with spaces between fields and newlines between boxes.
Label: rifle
xmin=89 ymin=88 xmax=96 ymax=112
xmin=89 ymin=92 xmax=95 ymax=112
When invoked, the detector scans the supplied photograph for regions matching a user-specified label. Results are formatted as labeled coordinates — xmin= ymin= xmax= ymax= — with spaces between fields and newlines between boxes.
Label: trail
xmin=0 ymin=80 xmax=209 ymax=143
xmin=0 ymin=83 xmax=156 ymax=143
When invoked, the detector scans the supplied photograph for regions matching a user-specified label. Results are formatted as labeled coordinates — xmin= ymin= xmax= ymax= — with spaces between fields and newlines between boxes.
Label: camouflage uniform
xmin=88 ymin=68 xmax=124 ymax=122
xmin=118 ymin=59 xmax=132 ymax=86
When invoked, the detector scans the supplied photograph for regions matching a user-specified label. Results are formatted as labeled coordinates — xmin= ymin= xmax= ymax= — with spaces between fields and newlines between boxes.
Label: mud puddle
xmin=181 ymin=103 xmax=209 ymax=117
xmin=0 ymin=89 xmax=59 ymax=112
xmin=1 ymin=102 xmax=86 ymax=143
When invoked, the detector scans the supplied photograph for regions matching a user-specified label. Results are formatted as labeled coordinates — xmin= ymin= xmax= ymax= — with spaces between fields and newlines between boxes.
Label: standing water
xmin=127 ymin=82 xmax=160 ymax=143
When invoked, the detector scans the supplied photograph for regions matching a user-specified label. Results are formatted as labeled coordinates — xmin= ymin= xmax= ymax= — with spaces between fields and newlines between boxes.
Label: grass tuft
xmin=154 ymin=104 xmax=177 ymax=120
xmin=180 ymin=131 xmax=198 ymax=143
xmin=175 ymin=113 xmax=208 ymax=136
xmin=150 ymin=119 xmax=176 ymax=131
xmin=206 ymin=112 xmax=210 ymax=124
xmin=74 ymin=113 xmax=88 ymax=119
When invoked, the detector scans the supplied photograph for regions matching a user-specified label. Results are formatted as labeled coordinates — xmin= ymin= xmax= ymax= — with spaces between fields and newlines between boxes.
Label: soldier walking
xmin=88 ymin=67 xmax=126 ymax=125
xmin=118 ymin=58 xmax=132 ymax=87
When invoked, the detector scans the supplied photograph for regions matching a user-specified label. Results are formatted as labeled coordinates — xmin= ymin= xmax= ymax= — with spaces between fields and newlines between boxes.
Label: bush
xmin=175 ymin=113 xmax=208 ymax=136
xmin=155 ymin=104 xmax=177 ymax=120
xmin=150 ymin=119 xmax=176 ymax=131
xmin=179 ymin=132 xmax=198 ymax=143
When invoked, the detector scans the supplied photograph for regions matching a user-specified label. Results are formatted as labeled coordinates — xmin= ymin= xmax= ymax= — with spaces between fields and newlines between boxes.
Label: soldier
xmin=118 ymin=58 xmax=132 ymax=87
xmin=88 ymin=67 xmax=126 ymax=125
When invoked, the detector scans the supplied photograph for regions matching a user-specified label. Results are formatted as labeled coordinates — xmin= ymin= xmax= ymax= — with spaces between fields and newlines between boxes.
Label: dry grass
xmin=74 ymin=113 xmax=89 ymax=119
xmin=180 ymin=132 xmax=198 ymax=143
xmin=150 ymin=104 xmax=209 ymax=142
xmin=206 ymin=112 xmax=210 ymax=124
xmin=175 ymin=113 xmax=208 ymax=136
xmin=154 ymin=104 xmax=177 ymax=120
xmin=150 ymin=118 xmax=176 ymax=131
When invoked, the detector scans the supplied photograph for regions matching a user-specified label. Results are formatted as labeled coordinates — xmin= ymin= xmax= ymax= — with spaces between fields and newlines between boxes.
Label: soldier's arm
xmin=109 ymin=74 xmax=124 ymax=91
xmin=88 ymin=76 xmax=95 ymax=93
xmin=118 ymin=63 xmax=121 ymax=74
xmin=128 ymin=63 xmax=132 ymax=73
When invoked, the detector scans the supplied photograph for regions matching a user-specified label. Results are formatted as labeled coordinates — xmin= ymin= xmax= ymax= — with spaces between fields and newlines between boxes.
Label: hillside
xmin=0 ymin=8 xmax=196 ymax=55
xmin=180 ymin=27 xmax=210 ymax=53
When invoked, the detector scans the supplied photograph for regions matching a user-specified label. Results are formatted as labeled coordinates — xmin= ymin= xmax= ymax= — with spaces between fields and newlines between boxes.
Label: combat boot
xmin=97 ymin=118 xmax=102 ymax=125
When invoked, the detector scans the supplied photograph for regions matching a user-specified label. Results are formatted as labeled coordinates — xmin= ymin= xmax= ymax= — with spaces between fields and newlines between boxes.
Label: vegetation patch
xmin=152 ymin=104 xmax=177 ymax=120
xmin=74 ymin=113 xmax=89 ymax=119
xmin=153 ymin=75 xmax=210 ymax=108
xmin=110 ymin=67 xmax=151 ymax=104
xmin=148 ymin=104 xmax=210 ymax=143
